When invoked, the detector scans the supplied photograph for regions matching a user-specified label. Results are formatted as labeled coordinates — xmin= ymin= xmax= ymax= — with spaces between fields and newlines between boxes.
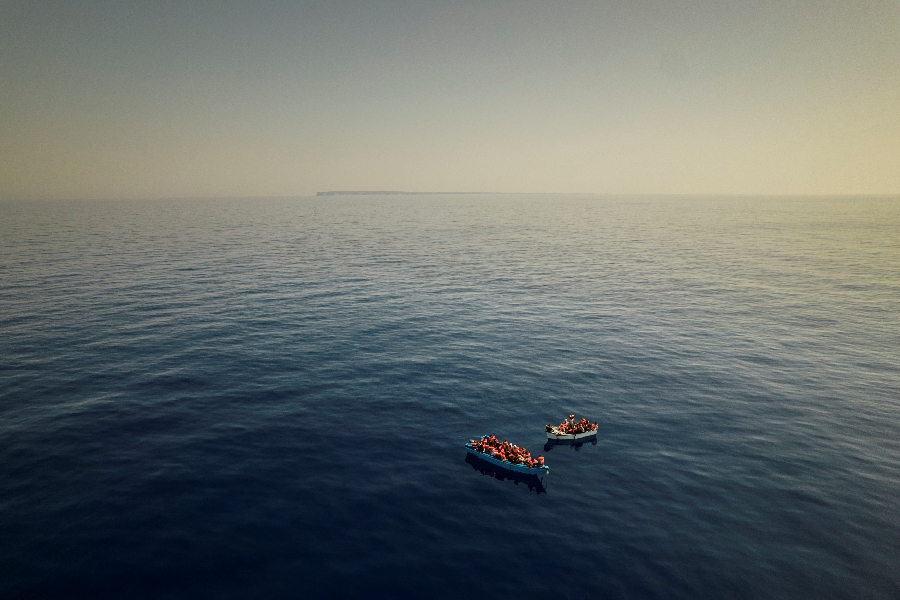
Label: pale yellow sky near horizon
xmin=1 ymin=0 xmax=898 ymax=199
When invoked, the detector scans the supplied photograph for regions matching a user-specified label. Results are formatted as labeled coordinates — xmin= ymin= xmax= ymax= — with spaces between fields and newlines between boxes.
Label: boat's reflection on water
xmin=464 ymin=453 xmax=547 ymax=494
xmin=543 ymin=437 xmax=598 ymax=452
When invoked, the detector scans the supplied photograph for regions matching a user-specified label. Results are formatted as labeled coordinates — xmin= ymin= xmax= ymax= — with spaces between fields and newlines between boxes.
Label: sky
xmin=1 ymin=0 xmax=898 ymax=199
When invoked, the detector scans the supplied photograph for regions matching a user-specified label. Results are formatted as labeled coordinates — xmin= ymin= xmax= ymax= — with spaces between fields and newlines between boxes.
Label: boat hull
xmin=465 ymin=445 xmax=549 ymax=476
xmin=547 ymin=429 xmax=598 ymax=441
xmin=464 ymin=454 xmax=547 ymax=493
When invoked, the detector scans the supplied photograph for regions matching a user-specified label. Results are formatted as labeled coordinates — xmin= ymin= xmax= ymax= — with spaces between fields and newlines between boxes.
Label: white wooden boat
xmin=546 ymin=425 xmax=598 ymax=441
xmin=465 ymin=441 xmax=549 ymax=476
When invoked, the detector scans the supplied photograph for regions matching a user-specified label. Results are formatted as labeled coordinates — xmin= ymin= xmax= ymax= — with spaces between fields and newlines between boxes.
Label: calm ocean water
xmin=1 ymin=195 xmax=898 ymax=599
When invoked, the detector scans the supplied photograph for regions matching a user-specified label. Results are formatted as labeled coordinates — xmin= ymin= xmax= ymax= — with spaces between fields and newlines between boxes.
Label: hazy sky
xmin=2 ymin=0 xmax=898 ymax=198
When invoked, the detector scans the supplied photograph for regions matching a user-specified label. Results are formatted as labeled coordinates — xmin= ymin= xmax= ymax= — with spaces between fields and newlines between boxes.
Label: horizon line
xmin=315 ymin=190 xmax=578 ymax=196
xmin=2 ymin=192 xmax=899 ymax=202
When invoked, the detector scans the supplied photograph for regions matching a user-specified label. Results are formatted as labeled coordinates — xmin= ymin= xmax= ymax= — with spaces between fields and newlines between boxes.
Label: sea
xmin=1 ymin=194 xmax=898 ymax=599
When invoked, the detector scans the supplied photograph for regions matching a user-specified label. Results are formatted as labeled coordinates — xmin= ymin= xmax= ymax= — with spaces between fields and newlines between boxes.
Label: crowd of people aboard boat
xmin=470 ymin=435 xmax=545 ymax=468
xmin=546 ymin=414 xmax=599 ymax=435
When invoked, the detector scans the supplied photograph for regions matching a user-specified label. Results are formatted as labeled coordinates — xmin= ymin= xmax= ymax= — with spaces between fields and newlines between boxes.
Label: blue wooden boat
xmin=465 ymin=439 xmax=549 ymax=476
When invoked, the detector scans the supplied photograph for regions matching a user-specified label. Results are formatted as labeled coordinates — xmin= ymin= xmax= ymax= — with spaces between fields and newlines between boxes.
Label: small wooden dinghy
xmin=546 ymin=415 xmax=599 ymax=441
xmin=465 ymin=436 xmax=549 ymax=476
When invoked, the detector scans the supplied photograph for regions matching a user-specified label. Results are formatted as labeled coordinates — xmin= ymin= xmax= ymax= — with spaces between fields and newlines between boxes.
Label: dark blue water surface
xmin=2 ymin=195 xmax=898 ymax=599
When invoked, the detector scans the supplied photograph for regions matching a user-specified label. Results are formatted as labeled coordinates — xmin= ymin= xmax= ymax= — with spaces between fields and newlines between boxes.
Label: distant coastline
xmin=316 ymin=191 xmax=487 ymax=196
xmin=314 ymin=191 xmax=558 ymax=196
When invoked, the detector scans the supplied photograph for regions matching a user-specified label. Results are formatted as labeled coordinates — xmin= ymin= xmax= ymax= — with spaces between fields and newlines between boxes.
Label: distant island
xmin=316 ymin=191 xmax=488 ymax=196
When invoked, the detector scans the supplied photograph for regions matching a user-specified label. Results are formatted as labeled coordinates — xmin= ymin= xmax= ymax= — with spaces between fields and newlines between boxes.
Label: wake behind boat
xmin=465 ymin=435 xmax=549 ymax=476
xmin=546 ymin=414 xmax=598 ymax=441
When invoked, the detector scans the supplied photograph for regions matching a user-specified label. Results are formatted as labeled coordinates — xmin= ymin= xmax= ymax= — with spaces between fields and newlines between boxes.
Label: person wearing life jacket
xmin=536 ymin=456 xmax=544 ymax=467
